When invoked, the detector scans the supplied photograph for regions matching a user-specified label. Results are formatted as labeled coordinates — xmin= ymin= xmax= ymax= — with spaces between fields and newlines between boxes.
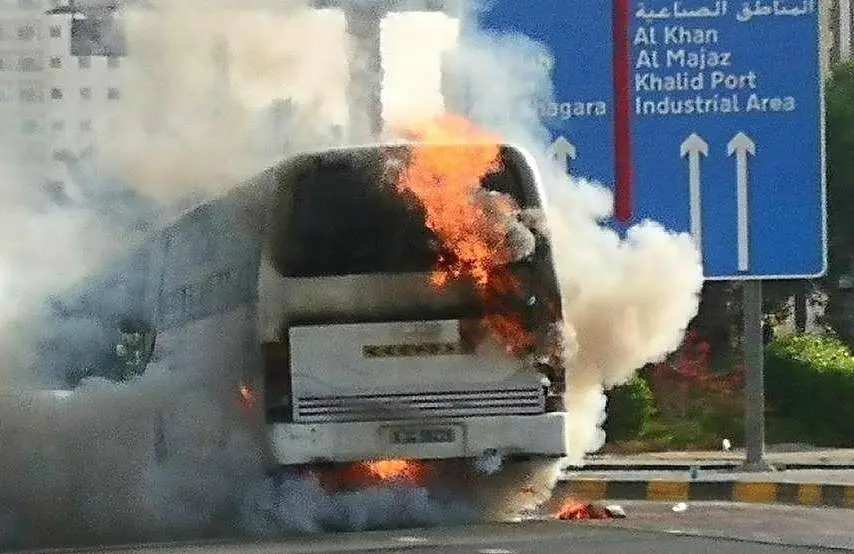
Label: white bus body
xmin=32 ymin=142 xmax=569 ymax=479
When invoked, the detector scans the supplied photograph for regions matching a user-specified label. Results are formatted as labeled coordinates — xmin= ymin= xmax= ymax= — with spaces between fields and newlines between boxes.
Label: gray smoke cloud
xmin=0 ymin=0 xmax=702 ymax=550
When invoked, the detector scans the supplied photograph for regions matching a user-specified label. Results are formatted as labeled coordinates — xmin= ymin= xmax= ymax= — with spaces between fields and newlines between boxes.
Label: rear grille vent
xmin=295 ymin=388 xmax=544 ymax=423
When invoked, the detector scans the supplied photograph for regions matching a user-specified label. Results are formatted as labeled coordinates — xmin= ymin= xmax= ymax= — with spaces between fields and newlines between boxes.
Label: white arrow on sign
xmin=727 ymin=131 xmax=756 ymax=272
xmin=549 ymin=135 xmax=577 ymax=173
xmin=680 ymin=133 xmax=709 ymax=248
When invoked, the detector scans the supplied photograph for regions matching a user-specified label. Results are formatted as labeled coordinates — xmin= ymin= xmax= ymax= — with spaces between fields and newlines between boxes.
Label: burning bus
xmin=34 ymin=129 xmax=570 ymax=503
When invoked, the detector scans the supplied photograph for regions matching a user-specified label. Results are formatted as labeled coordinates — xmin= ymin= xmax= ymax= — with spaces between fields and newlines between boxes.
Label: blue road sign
xmin=471 ymin=0 xmax=826 ymax=280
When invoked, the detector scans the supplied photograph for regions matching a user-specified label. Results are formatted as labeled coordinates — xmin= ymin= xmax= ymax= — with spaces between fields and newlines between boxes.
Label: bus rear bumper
xmin=268 ymin=413 xmax=568 ymax=466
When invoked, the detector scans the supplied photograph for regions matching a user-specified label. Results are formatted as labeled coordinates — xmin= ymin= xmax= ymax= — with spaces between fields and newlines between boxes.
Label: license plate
xmin=389 ymin=426 xmax=456 ymax=444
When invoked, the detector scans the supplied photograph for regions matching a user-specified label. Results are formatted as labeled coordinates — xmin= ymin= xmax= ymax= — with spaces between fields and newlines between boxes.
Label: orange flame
xmin=238 ymin=382 xmax=254 ymax=410
xmin=395 ymin=114 xmax=536 ymax=354
xmin=314 ymin=459 xmax=429 ymax=492
xmin=555 ymin=497 xmax=614 ymax=521
xmin=363 ymin=459 xmax=424 ymax=482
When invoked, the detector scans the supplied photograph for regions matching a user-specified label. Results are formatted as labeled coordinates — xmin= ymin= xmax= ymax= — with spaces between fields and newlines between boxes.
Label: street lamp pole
xmin=313 ymin=0 xmax=463 ymax=142
xmin=343 ymin=2 xmax=384 ymax=142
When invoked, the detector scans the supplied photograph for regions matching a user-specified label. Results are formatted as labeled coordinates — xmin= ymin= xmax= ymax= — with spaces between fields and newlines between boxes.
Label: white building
xmin=0 ymin=0 xmax=51 ymax=191
xmin=0 ymin=0 xmax=122 ymax=202
xmin=42 ymin=9 xmax=123 ymax=201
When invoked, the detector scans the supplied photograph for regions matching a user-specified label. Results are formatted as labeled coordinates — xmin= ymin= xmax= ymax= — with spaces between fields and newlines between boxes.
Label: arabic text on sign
xmin=634 ymin=0 xmax=815 ymax=22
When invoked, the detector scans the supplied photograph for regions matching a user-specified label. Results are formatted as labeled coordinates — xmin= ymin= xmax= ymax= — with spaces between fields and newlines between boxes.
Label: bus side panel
xmin=152 ymin=195 xmax=267 ymax=458
xmin=154 ymin=305 xmax=263 ymax=456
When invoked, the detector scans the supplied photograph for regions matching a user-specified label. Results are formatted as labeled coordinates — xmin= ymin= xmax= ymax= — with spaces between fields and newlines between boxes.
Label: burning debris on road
xmin=554 ymin=498 xmax=625 ymax=521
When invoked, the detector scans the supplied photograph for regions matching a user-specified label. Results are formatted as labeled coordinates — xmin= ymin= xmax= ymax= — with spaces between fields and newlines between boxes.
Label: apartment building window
xmin=17 ymin=56 xmax=39 ymax=72
xmin=50 ymin=25 xmax=61 ymax=39
xmin=0 ymin=59 xmax=6 ymax=72
xmin=19 ymin=86 xmax=40 ymax=103
xmin=50 ymin=87 xmax=62 ymax=100
xmin=107 ymin=87 xmax=120 ymax=100
xmin=80 ymin=119 xmax=92 ymax=132
xmin=51 ymin=120 xmax=64 ymax=132
xmin=107 ymin=56 xmax=120 ymax=69
xmin=49 ymin=56 xmax=61 ymax=69
xmin=78 ymin=56 xmax=91 ymax=69
xmin=17 ymin=25 xmax=35 ymax=42
xmin=21 ymin=119 xmax=38 ymax=135
xmin=80 ymin=87 xmax=91 ymax=100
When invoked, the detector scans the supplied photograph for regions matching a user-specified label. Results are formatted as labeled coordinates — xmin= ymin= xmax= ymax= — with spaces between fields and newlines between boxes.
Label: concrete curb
xmin=553 ymin=479 xmax=854 ymax=509
xmin=567 ymin=462 xmax=854 ymax=471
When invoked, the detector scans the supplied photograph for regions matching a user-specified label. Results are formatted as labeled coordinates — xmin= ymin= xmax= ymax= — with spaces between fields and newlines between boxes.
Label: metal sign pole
xmin=742 ymin=279 xmax=773 ymax=472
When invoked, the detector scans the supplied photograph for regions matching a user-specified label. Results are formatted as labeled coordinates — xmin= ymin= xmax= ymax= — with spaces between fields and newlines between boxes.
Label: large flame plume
xmin=395 ymin=114 xmax=536 ymax=354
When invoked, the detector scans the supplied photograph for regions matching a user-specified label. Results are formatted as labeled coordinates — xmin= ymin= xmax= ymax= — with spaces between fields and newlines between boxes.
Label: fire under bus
xmin=257 ymin=141 xmax=569 ymax=484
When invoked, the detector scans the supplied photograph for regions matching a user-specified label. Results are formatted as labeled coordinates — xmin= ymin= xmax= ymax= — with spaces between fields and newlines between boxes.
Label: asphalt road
xmin=605 ymin=501 xmax=854 ymax=549
xmin=14 ymin=503 xmax=852 ymax=554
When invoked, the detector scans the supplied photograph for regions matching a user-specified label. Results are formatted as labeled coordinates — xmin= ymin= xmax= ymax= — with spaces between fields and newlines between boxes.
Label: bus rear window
xmin=272 ymin=145 xmax=533 ymax=278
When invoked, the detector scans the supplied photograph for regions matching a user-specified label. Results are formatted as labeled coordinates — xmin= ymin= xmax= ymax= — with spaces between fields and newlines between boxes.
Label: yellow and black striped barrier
xmin=553 ymin=479 xmax=854 ymax=509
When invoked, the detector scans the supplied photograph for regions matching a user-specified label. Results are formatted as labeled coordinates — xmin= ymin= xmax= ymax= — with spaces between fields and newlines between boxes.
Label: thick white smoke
xmin=94 ymin=0 xmax=348 ymax=204
xmin=546 ymin=181 xmax=704 ymax=460
xmin=0 ymin=0 xmax=702 ymax=549
xmin=0 ymin=143 xmax=134 ymax=387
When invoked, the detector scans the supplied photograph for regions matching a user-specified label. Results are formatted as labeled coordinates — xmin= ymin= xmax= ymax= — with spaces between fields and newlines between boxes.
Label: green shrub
xmin=695 ymin=409 xmax=744 ymax=445
xmin=604 ymin=375 xmax=657 ymax=442
xmin=637 ymin=419 xmax=712 ymax=450
xmin=765 ymin=334 xmax=854 ymax=446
